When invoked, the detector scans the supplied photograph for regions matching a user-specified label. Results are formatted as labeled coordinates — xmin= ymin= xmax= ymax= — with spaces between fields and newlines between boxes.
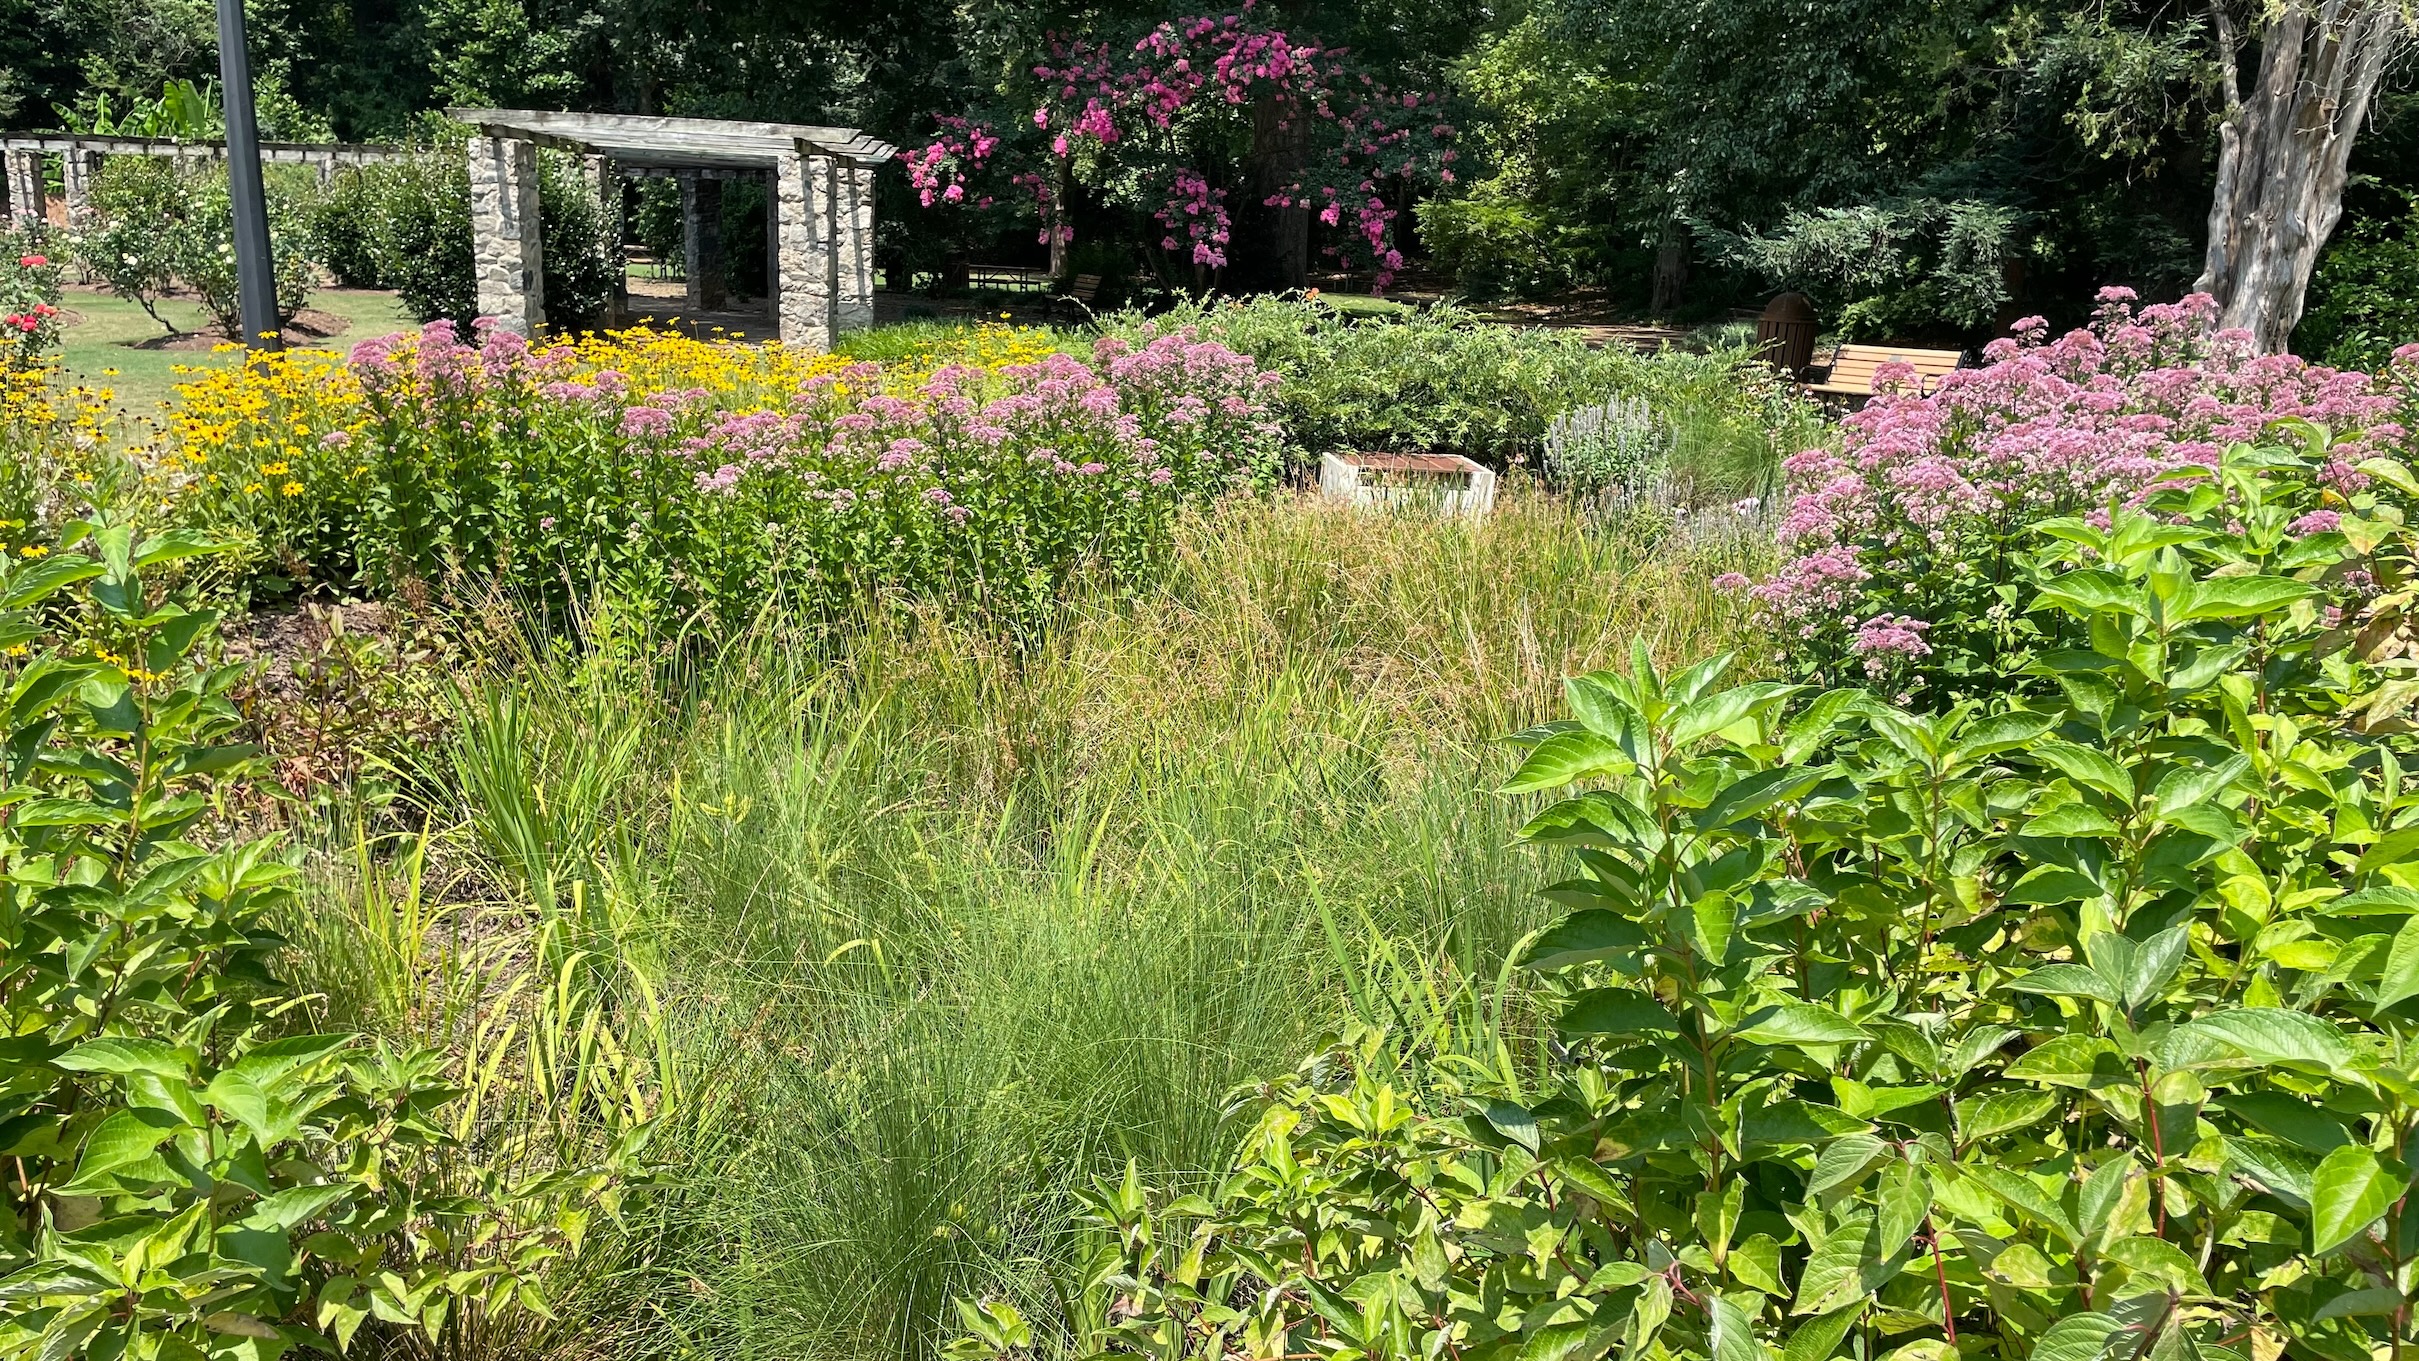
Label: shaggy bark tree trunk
xmin=2196 ymin=0 xmax=2413 ymax=352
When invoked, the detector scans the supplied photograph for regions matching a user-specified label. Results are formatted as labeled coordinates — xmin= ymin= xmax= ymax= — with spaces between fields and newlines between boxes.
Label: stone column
xmin=60 ymin=148 xmax=99 ymax=227
xmin=681 ymin=173 xmax=726 ymax=313
xmin=773 ymin=150 xmax=835 ymax=350
xmin=763 ymin=173 xmax=780 ymax=320
xmin=836 ymin=162 xmax=877 ymax=332
xmin=8 ymin=151 xmax=48 ymax=228
xmin=467 ymin=135 xmax=545 ymax=335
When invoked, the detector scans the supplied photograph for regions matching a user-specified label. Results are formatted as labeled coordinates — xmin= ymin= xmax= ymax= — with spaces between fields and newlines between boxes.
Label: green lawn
xmin=59 ymin=285 xmax=418 ymax=415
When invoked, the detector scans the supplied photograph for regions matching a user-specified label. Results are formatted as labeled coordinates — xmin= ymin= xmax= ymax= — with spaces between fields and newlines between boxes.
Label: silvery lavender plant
xmin=1543 ymin=395 xmax=1672 ymax=498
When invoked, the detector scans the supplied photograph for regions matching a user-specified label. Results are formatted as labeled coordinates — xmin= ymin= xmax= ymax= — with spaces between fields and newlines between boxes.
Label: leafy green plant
xmin=0 ymin=226 xmax=65 ymax=369
xmin=955 ymin=432 xmax=2419 ymax=1361
xmin=77 ymin=157 xmax=192 ymax=334
xmin=304 ymin=168 xmax=386 ymax=290
xmin=0 ymin=524 xmax=644 ymax=1359
xmin=361 ymin=145 xmax=621 ymax=328
xmin=1100 ymin=296 xmax=1819 ymax=492
xmin=2299 ymin=200 xmax=2419 ymax=373
xmin=182 ymin=166 xmax=321 ymax=338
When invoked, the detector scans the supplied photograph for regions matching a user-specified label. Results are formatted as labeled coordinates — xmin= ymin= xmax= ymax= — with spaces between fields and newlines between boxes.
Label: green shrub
xmin=0 ymin=225 xmax=66 ymax=368
xmin=306 ymin=166 xmax=386 ymax=289
xmin=366 ymin=145 xmax=622 ymax=327
xmin=2300 ymin=201 xmax=2419 ymax=371
xmin=1104 ymin=296 xmax=1819 ymax=497
xmin=0 ymin=526 xmax=645 ymax=1359
xmin=537 ymin=150 xmax=618 ymax=330
xmin=74 ymin=158 xmax=315 ymax=337
xmin=76 ymin=157 xmax=190 ymax=332
xmin=1415 ymin=190 xmax=1577 ymax=300
xmin=958 ymin=434 xmax=2419 ymax=1361
xmin=365 ymin=151 xmax=475 ymax=324
xmin=181 ymin=165 xmax=320 ymax=338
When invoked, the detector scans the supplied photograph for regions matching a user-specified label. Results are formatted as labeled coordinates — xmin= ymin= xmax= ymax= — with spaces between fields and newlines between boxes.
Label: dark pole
xmin=214 ymin=0 xmax=280 ymax=349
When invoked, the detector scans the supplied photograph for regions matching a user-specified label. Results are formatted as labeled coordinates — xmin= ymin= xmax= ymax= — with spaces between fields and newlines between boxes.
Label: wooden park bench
xmin=1051 ymin=273 xmax=1104 ymax=322
xmin=1804 ymin=344 xmax=1967 ymax=402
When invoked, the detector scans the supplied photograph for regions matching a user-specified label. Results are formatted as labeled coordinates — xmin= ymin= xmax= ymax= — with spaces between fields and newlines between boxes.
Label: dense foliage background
xmin=3 ymin=0 xmax=2411 ymax=349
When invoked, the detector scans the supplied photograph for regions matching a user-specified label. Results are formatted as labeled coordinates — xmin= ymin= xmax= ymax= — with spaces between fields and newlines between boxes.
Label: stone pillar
xmin=763 ymin=174 xmax=780 ymax=320
xmin=8 ymin=151 xmax=48 ymax=228
xmin=773 ymin=151 xmax=835 ymax=350
xmin=467 ymin=135 xmax=545 ymax=335
xmin=681 ymin=173 xmax=726 ymax=313
xmin=836 ymin=162 xmax=877 ymax=332
xmin=60 ymin=148 xmax=99 ymax=227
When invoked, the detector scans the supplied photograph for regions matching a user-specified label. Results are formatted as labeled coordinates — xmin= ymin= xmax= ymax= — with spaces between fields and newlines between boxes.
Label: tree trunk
xmin=1651 ymin=223 xmax=1690 ymax=316
xmin=1242 ymin=92 xmax=1311 ymax=292
xmin=2195 ymin=0 xmax=2413 ymax=353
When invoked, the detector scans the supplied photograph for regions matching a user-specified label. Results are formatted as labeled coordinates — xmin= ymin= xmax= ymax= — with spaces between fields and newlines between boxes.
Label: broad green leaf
xmin=2311 ymin=1287 xmax=2405 ymax=1321
xmin=1735 ymin=1003 xmax=1866 ymax=1048
xmin=54 ymin=1037 xmax=190 ymax=1081
xmin=2122 ymin=926 xmax=2189 ymax=1009
xmin=2032 ymin=741 xmax=2135 ymax=801
xmin=2036 ymin=568 xmax=2137 ymax=618
xmin=2004 ymin=865 xmax=2105 ymax=905
xmin=1806 ymin=1134 xmax=1889 ymax=1197
xmin=2004 ymin=1034 xmax=2128 ymax=1089
xmin=1565 ymin=675 xmax=1645 ymax=746
xmin=1484 ymin=1100 xmax=1540 ymax=1153
xmin=1708 ymin=1293 xmax=1767 ymax=1361
xmin=2176 ymin=575 xmax=2316 ymax=621
xmin=1742 ymin=1102 xmax=1872 ymax=1146
xmin=2099 ymin=1235 xmax=2210 ymax=1294
xmin=1559 ymin=988 xmax=1684 ymax=1037
xmin=1671 ymin=683 xmax=1803 ymax=748
xmin=2153 ymin=756 xmax=2249 ymax=819
xmin=59 ymin=1109 xmax=180 ymax=1193
xmin=1521 ymin=909 xmax=1649 ymax=970
xmin=1502 ymin=730 xmax=1629 ymax=794
xmin=2029 ymin=1312 xmax=2121 ymax=1361
xmin=2005 ymin=964 xmax=2122 ymax=1006
xmin=2023 ymin=804 xmax=2122 ymax=838
xmin=1949 ymin=710 xmax=2056 ymax=765
xmin=2216 ymin=1092 xmax=2352 ymax=1151
xmin=2160 ymin=1008 xmax=2361 ymax=1080
xmin=1955 ymin=1089 xmax=2058 ymax=1142
xmin=2373 ymin=911 xmax=2419 ymax=1009
xmin=1781 ymin=1304 xmax=1863 ymax=1361
xmin=1963 ymin=1165 xmax=2081 ymax=1243
xmin=2309 ymin=1144 xmax=2404 ymax=1255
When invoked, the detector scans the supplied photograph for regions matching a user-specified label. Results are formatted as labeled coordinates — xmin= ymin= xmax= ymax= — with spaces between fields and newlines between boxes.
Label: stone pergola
xmin=2 ymin=134 xmax=406 ymax=228
xmin=450 ymin=109 xmax=894 ymax=349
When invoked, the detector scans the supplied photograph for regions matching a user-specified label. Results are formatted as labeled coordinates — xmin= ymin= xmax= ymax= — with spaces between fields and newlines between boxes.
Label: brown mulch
xmin=130 ymin=306 xmax=355 ymax=351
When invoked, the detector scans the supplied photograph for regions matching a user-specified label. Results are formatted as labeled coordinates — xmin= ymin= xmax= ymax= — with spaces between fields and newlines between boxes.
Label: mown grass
xmin=286 ymin=491 xmax=1769 ymax=1360
xmin=57 ymin=284 xmax=417 ymax=412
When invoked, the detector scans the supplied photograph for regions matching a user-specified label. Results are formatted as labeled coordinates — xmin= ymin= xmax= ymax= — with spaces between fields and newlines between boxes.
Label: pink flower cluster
xmin=907 ymin=5 xmax=1454 ymax=290
xmin=1748 ymin=292 xmax=2413 ymax=663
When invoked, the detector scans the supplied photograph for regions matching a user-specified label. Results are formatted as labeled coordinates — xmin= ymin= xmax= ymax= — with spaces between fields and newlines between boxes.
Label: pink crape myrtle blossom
xmin=1745 ymin=291 xmax=2411 ymax=682
xmin=905 ymin=5 xmax=1453 ymax=291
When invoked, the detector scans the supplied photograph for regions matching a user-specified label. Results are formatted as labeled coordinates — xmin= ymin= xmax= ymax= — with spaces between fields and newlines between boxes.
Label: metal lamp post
xmin=214 ymin=0 xmax=280 ymax=349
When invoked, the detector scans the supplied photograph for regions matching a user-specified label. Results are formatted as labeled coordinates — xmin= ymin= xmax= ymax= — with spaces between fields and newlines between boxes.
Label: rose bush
xmin=0 ymin=236 xmax=66 ymax=369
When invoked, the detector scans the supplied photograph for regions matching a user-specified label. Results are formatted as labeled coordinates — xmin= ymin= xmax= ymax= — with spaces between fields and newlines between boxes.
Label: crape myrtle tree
xmin=2196 ymin=0 xmax=2418 ymax=352
xmin=905 ymin=3 xmax=1458 ymax=293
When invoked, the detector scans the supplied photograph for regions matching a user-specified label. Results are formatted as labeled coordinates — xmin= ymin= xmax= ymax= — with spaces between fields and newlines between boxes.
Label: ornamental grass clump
xmin=1738 ymin=288 xmax=2419 ymax=692
xmin=154 ymin=320 xmax=1281 ymax=628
